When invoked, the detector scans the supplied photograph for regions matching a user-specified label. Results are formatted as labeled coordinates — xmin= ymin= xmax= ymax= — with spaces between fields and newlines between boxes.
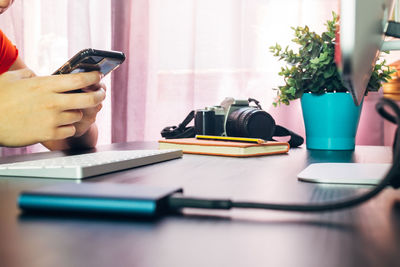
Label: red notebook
xmin=158 ymin=138 xmax=289 ymax=157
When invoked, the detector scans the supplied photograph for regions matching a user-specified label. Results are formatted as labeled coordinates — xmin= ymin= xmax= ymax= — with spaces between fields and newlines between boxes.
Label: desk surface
xmin=0 ymin=143 xmax=399 ymax=267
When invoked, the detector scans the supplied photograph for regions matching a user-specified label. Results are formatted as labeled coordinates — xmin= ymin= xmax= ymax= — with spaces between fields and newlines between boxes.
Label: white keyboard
xmin=0 ymin=149 xmax=182 ymax=179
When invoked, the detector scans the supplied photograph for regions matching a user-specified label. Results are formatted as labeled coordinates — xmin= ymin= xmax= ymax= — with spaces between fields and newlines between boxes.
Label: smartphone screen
xmin=53 ymin=49 xmax=126 ymax=77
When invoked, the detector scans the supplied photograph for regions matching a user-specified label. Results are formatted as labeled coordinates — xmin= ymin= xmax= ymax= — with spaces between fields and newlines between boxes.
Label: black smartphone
xmin=53 ymin=48 xmax=125 ymax=76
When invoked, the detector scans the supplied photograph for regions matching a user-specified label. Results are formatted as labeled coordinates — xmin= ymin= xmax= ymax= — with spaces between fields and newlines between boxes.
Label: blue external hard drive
xmin=18 ymin=183 xmax=183 ymax=218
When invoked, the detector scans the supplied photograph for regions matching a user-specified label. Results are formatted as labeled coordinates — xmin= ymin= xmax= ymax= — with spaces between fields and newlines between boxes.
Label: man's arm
xmin=9 ymin=57 xmax=101 ymax=151
xmin=9 ymin=56 xmax=27 ymax=70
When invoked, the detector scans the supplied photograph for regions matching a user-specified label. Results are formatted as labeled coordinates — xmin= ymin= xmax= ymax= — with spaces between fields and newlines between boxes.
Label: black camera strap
xmin=273 ymin=125 xmax=304 ymax=148
xmin=161 ymin=111 xmax=196 ymax=139
xmin=161 ymin=110 xmax=304 ymax=148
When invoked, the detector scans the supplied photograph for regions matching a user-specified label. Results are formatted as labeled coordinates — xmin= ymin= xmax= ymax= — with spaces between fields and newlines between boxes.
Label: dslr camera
xmin=194 ymin=98 xmax=277 ymax=140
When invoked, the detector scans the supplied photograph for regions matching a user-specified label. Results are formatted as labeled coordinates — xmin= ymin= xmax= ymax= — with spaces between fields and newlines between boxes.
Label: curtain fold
xmin=111 ymin=0 xmax=130 ymax=143
xmin=111 ymin=0 xmax=150 ymax=143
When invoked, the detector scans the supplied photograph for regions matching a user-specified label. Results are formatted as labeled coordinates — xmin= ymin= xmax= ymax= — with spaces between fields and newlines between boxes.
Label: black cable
xmin=168 ymin=98 xmax=400 ymax=213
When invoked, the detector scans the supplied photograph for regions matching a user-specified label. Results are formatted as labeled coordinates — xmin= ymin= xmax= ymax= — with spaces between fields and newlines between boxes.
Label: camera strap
xmin=161 ymin=110 xmax=304 ymax=148
xmin=273 ymin=125 xmax=304 ymax=148
xmin=161 ymin=111 xmax=196 ymax=139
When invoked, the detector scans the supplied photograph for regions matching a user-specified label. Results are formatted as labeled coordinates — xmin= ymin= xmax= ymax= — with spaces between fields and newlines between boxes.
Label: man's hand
xmin=0 ymin=68 xmax=104 ymax=147
xmin=71 ymin=82 xmax=106 ymax=137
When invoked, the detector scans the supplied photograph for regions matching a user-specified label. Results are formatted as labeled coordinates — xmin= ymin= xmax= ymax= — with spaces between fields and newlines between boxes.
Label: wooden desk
xmin=0 ymin=143 xmax=399 ymax=267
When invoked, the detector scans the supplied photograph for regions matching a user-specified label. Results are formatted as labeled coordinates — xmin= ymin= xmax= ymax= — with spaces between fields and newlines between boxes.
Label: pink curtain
xmin=111 ymin=0 xmax=150 ymax=142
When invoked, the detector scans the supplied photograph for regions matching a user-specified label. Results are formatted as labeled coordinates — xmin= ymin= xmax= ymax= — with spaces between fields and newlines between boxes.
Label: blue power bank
xmin=18 ymin=183 xmax=182 ymax=218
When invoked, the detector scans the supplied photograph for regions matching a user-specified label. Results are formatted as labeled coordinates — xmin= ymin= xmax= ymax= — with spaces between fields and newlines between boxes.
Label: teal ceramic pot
xmin=300 ymin=92 xmax=363 ymax=150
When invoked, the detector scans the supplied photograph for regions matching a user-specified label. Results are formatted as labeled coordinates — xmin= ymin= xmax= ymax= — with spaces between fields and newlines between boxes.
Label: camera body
xmin=194 ymin=98 xmax=276 ymax=140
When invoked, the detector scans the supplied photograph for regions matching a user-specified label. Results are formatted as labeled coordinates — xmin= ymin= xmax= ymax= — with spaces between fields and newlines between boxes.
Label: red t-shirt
xmin=0 ymin=30 xmax=18 ymax=74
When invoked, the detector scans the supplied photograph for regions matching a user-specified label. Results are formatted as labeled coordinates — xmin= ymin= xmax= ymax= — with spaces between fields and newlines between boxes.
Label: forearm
xmin=41 ymin=123 xmax=99 ymax=151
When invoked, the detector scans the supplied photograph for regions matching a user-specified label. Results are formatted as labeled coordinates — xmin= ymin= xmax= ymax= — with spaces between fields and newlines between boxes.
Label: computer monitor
xmin=336 ymin=0 xmax=396 ymax=106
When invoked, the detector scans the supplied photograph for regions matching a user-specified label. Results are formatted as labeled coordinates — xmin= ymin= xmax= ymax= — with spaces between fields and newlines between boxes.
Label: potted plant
xmin=270 ymin=12 xmax=394 ymax=150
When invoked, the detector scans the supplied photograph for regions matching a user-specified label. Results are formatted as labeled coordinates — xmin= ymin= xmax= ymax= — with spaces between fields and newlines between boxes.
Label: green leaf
xmin=310 ymin=57 xmax=319 ymax=64
xmin=288 ymin=87 xmax=296 ymax=96
xmin=287 ymin=78 xmax=296 ymax=86
xmin=323 ymin=66 xmax=336 ymax=78
xmin=325 ymin=31 xmax=335 ymax=39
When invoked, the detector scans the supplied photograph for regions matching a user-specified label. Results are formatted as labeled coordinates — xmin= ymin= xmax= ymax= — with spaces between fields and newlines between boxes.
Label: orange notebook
xmin=158 ymin=138 xmax=289 ymax=157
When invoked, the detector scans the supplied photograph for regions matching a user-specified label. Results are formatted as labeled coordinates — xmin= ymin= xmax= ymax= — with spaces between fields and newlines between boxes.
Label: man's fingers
xmin=53 ymin=125 xmax=76 ymax=140
xmin=57 ymin=89 xmax=106 ymax=110
xmin=81 ymin=82 xmax=106 ymax=92
xmin=81 ymin=103 xmax=103 ymax=117
xmin=57 ymin=110 xmax=83 ymax=126
xmin=27 ymin=71 xmax=102 ymax=93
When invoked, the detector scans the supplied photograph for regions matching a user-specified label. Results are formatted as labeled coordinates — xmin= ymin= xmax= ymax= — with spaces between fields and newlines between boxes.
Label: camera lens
xmin=226 ymin=108 xmax=276 ymax=140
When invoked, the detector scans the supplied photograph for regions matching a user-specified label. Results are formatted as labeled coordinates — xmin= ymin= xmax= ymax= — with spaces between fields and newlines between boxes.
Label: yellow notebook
xmin=158 ymin=138 xmax=289 ymax=157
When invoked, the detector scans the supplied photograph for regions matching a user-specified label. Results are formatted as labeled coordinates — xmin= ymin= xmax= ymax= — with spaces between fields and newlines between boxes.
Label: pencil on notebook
xmin=195 ymin=135 xmax=266 ymax=144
